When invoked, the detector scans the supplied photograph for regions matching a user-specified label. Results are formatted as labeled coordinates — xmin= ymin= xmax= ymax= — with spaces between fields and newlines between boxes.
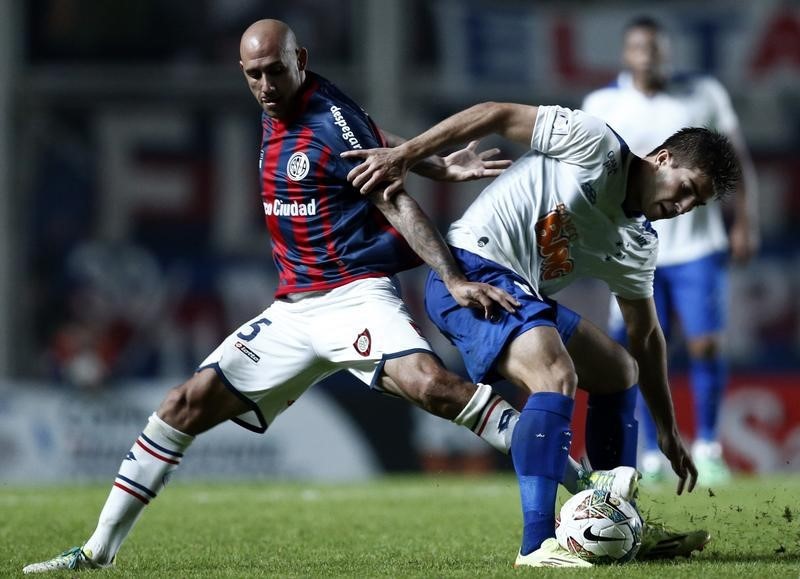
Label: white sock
xmin=83 ymin=413 xmax=193 ymax=564
xmin=453 ymin=384 xmax=518 ymax=454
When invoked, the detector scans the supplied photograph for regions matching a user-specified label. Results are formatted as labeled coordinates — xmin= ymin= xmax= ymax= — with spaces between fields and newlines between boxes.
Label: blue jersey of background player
xmin=259 ymin=71 xmax=421 ymax=297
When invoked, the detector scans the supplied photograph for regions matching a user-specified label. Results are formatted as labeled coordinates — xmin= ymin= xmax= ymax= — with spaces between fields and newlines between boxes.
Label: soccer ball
xmin=555 ymin=489 xmax=643 ymax=563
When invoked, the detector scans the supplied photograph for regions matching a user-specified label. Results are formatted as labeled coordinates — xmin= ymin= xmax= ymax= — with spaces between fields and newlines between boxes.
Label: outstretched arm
xmin=345 ymin=102 xmax=538 ymax=197
xmin=381 ymin=130 xmax=511 ymax=183
xmin=615 ymin=295 xmax=698 ymax=495
xmin=370 ymin=186 xmax=519 ymax=318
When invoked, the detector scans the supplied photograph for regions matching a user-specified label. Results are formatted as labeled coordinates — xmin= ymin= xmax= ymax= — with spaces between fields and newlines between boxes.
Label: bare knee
xmin=615 ymin=350 xmax=639 ymax=389
xmin=544 ymin=358 xmax=579 ymax=397
xmin=505 ymin=354 xmax=578 ymax=397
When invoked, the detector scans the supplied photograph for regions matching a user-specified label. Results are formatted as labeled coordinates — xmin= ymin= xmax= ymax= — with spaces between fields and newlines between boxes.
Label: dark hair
xmin=647 ymin=127 xmax=741 ymax=199
xmin=624 ymin=16 xmax=664 ymax=35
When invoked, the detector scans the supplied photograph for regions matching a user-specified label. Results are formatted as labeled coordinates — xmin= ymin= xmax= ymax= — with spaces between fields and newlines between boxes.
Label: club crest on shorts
xmin=353 ymin=328 xmax=372 ymax=357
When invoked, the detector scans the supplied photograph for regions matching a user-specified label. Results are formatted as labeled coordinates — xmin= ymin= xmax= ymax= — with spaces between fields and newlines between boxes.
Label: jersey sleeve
xmin=326 ymin=103 xmax=385 ymax=176
xmin=605 ymin=246 xmax=657 ymax=300
xmin=530 ymin=105 xmax=609 ymax=166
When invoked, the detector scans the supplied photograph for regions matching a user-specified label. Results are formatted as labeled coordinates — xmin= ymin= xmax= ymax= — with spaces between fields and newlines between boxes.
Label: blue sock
xmin=585 ymin=387 xmax=639 ymax=469
xmin=511 ymin=392 xmax=574 ymax=555
xmin=637 ymin=389 xmax=659 ymax=453
xmin=691 ymin=357 xmax=726 ymax=442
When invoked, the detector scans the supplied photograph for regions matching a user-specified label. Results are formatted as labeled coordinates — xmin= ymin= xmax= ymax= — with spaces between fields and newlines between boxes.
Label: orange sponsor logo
xmin=535 ymin=204 xmax=576 ymax=281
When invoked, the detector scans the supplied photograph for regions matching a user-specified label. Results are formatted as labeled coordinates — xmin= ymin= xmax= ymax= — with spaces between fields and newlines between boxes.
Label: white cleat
xmin=578 ymin=465 xmax=641 ymax=502
xmin=23 ymin=547 xmax=114 ymax=574
xmin=514 ymin=538 xmax=593 ymax=568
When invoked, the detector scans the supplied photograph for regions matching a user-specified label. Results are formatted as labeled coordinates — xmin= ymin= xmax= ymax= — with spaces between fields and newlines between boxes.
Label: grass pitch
xmin=4 ymin=473 xmax=799 ymax=577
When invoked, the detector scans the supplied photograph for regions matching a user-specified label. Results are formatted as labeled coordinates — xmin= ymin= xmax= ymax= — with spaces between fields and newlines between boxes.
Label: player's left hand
xmin=446 ymin=279 xmax=520 ymax=321
xmin=728 ymin=217 xmax=760 ymax=264
xmin=439 ymin=140 xmax=511 ymax=182
xmin=658 ymin=428 xmax=698 ymax=495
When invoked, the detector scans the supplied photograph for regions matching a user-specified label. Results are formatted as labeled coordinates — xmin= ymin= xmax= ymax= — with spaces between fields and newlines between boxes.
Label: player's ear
xmin=297 ymin=47 xmax=308 ymax=72
xmin=655 ymin=148 xmax=671 ymax=167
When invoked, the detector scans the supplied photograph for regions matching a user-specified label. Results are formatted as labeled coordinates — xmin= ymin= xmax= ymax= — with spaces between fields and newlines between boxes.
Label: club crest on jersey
xmin=353 ymin=328 xmax=372 ymax=357
xmin=287 ymin=151 xmax=310 ymax=181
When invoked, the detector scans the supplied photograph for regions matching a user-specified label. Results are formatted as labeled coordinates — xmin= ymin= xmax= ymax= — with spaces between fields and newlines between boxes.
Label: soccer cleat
xmin=22 ymin=547 xmax=114 ymax=574
xmin=514 ymin=538 xmax=593 ymax=568
xmin=637 ymin=522 xmax=711 ymax=560
xmin=577 ymin=463 xmax=641 ymax=502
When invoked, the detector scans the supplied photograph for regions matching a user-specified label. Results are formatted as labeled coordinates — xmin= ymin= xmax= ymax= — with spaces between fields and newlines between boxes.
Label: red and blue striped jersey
xmin=259 ymin=71 xmax=421 ymax=298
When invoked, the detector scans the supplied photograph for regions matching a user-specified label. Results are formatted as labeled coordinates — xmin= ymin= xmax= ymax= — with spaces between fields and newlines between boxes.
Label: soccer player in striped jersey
xmin=23 ymin=19 xmax=526 ymax=574
xmin=582 ymin=17 xmax=759 ymax=487
xmin=344 ymin=102 xmax=740 ymax=565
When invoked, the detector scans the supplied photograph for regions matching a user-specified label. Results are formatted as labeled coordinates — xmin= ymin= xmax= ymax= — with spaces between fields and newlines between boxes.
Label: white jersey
xmin=582 ymin=72 xmax=739 ymax=266
xmin=447 ymin=105 xmax=658 ymax=300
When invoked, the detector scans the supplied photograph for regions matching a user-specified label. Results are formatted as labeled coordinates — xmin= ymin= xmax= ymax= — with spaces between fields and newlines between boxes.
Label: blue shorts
xmin=424 ymin=247 xmax=580 ymax=384
xmin=653 ymin=252 xmax=728 ymax=339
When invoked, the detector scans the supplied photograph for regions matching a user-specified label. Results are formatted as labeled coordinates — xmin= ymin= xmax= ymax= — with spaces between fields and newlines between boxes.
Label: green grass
xmin=3 ymin=474 xmax=800 ymax=577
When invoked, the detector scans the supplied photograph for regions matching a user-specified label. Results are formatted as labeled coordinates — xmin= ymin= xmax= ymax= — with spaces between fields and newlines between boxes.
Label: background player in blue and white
xmin=582 ymin=16 xmax=760 ymax=487
xmin=22 ymin=19 xmax=540 ymax=574
xmin=345 ymin=102 xmax=741 ymax=566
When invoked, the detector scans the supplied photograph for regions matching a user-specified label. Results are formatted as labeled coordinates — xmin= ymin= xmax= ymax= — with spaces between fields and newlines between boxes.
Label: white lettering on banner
xmin=0 ymin=381 xmax=378 ymax=482
xmin=263 ymin=198 xmax=317 ymax=217
xmin=329 ymin=105 xmax=363 ymax=149
xmin=720 ymin=388 xmax=786 ymax=473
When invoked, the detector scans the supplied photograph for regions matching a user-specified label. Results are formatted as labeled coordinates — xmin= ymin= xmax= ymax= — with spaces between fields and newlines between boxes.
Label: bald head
xmin=239 ymin=19 xmax=308 ymax=119
xmin=239 ymin=19 xmax=298 ymax=62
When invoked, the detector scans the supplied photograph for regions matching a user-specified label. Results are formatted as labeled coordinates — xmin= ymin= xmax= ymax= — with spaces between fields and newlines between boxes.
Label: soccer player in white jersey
xmin=344 ymin=102 xmax=741 ymax=566
xmin=582 ymin=16 xmax=759 ymax=486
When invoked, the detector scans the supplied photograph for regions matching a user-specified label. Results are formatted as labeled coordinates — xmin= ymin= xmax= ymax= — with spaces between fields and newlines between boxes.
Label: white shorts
xmin=199 ymin=277 xmax=433 ymax=433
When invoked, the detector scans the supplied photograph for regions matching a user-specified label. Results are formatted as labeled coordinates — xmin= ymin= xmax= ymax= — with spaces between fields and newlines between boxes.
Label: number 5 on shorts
xmin=236 ymin=317 xmax=272 ymax=341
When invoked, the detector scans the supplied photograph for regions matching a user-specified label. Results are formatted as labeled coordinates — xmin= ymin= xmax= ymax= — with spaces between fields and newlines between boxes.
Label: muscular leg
xmin=380 ymin=352 xmax=476 ymax=420
xmin=566 ymin=317 xmax=640 ymax=469
xmin=158 ymin=368 xmax=253 ymax=435
xmin=82 ymin=369 xmax=251 ymax=564
xmin=380 ymin=352 xmax=518 ymax=454
xmin=496 ymin=326 xmax=578 ymax=555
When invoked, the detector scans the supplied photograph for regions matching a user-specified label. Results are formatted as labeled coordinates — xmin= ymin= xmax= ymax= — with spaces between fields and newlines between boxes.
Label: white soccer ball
xmin=555 ymin=489 xmax=643 ymax=564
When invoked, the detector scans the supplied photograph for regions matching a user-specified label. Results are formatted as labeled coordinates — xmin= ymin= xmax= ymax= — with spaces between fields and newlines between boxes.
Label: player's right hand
xmin=446 ymin=279 xmax=520 ymax=321
xmin=342 ymin=147 xmax=408 ymax=201
xmin=658 ymin=428 xmax=698 ymax=495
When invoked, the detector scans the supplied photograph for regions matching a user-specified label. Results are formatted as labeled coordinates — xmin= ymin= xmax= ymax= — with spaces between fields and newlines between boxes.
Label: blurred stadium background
xmin=1 ymin=0 xmax=798 ymax=484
